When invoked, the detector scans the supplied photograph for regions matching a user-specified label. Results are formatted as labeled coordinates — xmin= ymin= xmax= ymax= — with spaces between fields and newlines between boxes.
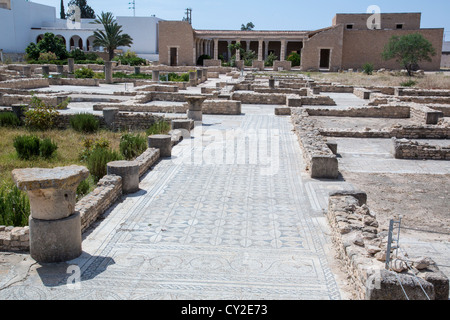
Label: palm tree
xmin=93 ymin=12 xmax=133 ymax=61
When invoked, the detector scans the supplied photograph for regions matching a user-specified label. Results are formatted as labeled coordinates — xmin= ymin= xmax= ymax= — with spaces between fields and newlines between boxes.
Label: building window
xmin=346 ymin=24 xmax=353 ymax=30
xmin=396 ymin=24 xmax=403 ymax=29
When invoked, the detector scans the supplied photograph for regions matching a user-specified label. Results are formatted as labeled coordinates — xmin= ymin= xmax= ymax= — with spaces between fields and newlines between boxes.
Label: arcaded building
xmin=158 ymin=12 xmax=444 ymax=71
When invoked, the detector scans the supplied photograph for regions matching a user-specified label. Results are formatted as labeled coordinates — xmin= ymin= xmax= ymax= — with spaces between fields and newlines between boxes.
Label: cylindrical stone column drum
xmin=148 ymin=134 xmax=172 ymax=158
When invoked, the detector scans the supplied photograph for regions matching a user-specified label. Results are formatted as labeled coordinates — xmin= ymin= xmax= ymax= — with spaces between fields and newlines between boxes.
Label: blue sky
xmin=30 ymin=0 xmax=449 ymax=38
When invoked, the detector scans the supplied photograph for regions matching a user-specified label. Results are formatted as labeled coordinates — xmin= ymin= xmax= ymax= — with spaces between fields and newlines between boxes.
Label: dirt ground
xmin=340 ymin=171 xmax=450 ymax=242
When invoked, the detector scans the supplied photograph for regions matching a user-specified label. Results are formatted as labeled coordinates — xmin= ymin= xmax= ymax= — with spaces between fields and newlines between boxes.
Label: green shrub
xmin=13 ymin=135 xmax=58 ymax=160
xmin=56 ymin=97 xmax=71 ymax=110
xmin=25 ymin=33 xmax=68 ymax=61
xmin=0 ymin=112 xmax=20 ymax=127
xmin=113 ymin=51 xmax=147 ymax=66
xmin=196 ymin=54 xmax=211 ymax=66
xmin=0 ymin=182 xmax=30 ymax=227
xmin=39 ymin=138 xmax=58 ymax=159
xmin=13 ymin=135 xmax=41 ymax=160
xmin=74 ymin=67 xmax=95 ymax=79
xmin=362 ymin=63 xmax=374 ymax=75
xmin=146 ymin=120 xmax=171 ymax=136
xmin=166 ymin=72 xmax=189 ymax=82
xmin=287 ymin=52 xmax=301 ymax=67
xmin=76 ymin=176 xmax=95 ymax=201
xmin=79 ymin=137 xmax=110 ymax=162
xmin=23 ymin=96 xmax=58 ymax=131
xmin=400 ymin=79 xmax=417 ymax=87
xmin=70 ymin=113 xmax=100 ymax=133
xmin=264 ymin=52 xmax=278 ymax=67
xmin=87 ymin=147 xmax=122 ymax=182
xmin=119 ymin=133 xmax=147 ymax=160
xmin=38 ymin=51 xmax=58 ymax=61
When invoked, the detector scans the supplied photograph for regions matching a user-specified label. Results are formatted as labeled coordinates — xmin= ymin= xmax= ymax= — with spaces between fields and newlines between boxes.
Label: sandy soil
xmin=341 ymin=171 xmax=450 ymax=242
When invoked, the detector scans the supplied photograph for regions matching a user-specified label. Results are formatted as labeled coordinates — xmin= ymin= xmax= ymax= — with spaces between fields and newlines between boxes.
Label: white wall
xmin=0 ymin=0 xmax=56 ymax=53
xmin=0 ymin=0 xmax=162 ymax=59
xmin=116 ymin=16 xmax=162 ymax=55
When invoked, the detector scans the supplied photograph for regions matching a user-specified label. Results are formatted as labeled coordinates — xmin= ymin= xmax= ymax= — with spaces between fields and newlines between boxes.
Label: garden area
xmin=0 ymin=98 xmax=171 ymax=228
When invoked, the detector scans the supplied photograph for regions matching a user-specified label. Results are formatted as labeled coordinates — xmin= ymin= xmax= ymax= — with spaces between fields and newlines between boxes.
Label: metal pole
xmin=385 ymin=219 xmax=394 ymax=270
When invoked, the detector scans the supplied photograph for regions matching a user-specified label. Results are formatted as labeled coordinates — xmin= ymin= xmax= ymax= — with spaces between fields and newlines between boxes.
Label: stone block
xmin=107 ymin=161 xmax=140 ymax=194
xmin=275 ymin=107 xmax=291 ymax=116
xmin=29 ymin=212 xmax=82 ymax=263
xmin=252 ymin=60 xmax=264 ymax=71
xmin=366 ymin=269 xmax=435 ymax=300
xmin=310 ymin=155 xmax=339 ymax=179
xmin=326 ymin=141 xmax=338 ymax=155
xmin=12 ymin=165 xmax=89 ymax=221
xmin=148 ymin=134 xmax=172 ymax=157
xmin=171 ymin=119 xmax=193 ymax=138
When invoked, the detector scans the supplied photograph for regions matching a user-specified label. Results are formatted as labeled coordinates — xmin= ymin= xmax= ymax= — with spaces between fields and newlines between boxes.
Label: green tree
xmin=60 ymin=0 xmax=66 ymax=19
xmin=241 ymin=22 xmax=255 ymax=31
xmin=382 ymin=33 xmax=436 ymax=76
xmin=67 ymin=0 xmax=95 ymax=19
xmin=93 ymin=12 xmax=133 ymax=61
xmin=25 ymin=33 xmax=68 ymax=60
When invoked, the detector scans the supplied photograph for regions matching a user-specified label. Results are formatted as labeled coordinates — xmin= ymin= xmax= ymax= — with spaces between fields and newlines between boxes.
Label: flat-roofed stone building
xmin=158 ymin=12 xmax=444 ymax=71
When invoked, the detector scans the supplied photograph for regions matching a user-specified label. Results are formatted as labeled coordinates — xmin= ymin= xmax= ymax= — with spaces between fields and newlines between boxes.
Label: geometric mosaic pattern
xmin=0 ymin=105 xmax=345 ymax=300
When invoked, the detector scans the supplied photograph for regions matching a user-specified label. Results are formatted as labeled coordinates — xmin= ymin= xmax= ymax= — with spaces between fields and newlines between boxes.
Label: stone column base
xmin=29 ymin=212 xmax=82 ymax=263
xmin=187 ymin=110 xmax=202 ymax=122
xmin=107 ymin=160 xmax=140 ymax=194
xmin=148 ymin=134 xmax=173 ymax=158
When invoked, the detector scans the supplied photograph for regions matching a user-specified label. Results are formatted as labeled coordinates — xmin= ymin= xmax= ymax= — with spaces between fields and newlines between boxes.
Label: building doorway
xmin=319 ymin=49 xmax=330 ymax=69
xmin=170 ymin=47 xmax=178 ymax=66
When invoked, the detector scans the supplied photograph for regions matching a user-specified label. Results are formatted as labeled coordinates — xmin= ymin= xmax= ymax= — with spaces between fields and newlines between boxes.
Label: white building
xmin=0 ymin=0 xmax=162 ymax=61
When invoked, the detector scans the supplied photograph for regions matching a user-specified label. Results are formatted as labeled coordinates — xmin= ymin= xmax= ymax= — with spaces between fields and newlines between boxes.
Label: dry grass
xmin=305 ymin=71 xmax=450 ymax=90
xmin=0 ymin=127 xmax=137 ymax=185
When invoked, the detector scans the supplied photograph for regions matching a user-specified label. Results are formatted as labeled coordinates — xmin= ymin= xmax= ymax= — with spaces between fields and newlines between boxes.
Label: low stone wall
xmin=428 ymin=105 xmax=450 ymax=117
xmin=370 ymin=94 xmax=450 ymax=106
xmin=328 ymin=191 xmax=449 ymax=300
xmin=48 ymin=78 xmax=100 ymax=87
xmin=278 ymin=80 xmax=308 ymax=89
xmin=391 ymin=138 xmax=450 ymax=160
xmin=78 ymin=175 xmax=123 ymax=233
xmin=321 ymin=124 xmax=450 ymax=139
xmin=305 ymin=105 xmax=410 ymax=119
xmin=2 ymin=93 xmax=69 ymax=107
xmin=135 ymin=148 xmax=161 ymax=177
xmin=253 ymin=87 xmax=308 ymax=96
xmin=0 ymin=226 xmax=29 ymax=252
xmin=207 ymin=71 xmax=220 ymax=78
xmin=353 ymin=87 xmax=372 ymax=100
xmin=291 ymin=109 xmax=339 ymax=179
xmin=287 ymin=95 xmax=336 ymax=107
xmin=231 ymin=91 xmax=287 ymax=105
xmin=203 ymin=59 xmax=221 ymax=67
xmin=202 ymin=100 xmax=242 ymax=115
xmin=93 ymin=102 xmax=188 ymax=114
xmin=410 ymin=104 xmax=444 ymax=124
xmin=317 ymin=84 xmax=354 ymax=93
xmin=0 ymin=78 xmax=49 ymax=89
xmin=273 ymin=61 xmax=292 ymax=71
xmin=136 ymin=84 xmax=179 ymax=93
xmin=396 ymin=88 xmax=450 ymax=97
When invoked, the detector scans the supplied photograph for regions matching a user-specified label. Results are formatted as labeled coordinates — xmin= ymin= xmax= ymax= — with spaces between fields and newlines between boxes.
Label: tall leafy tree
xmin=60 ymin=0 xmax=66 ymax=19
xmin=382 ymin=33 xmax=436 ymax=76
xmin=93 ymin=12 xmax=133 ymax=61
xmin=67 ymin=0 xmax=95 ymax=19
